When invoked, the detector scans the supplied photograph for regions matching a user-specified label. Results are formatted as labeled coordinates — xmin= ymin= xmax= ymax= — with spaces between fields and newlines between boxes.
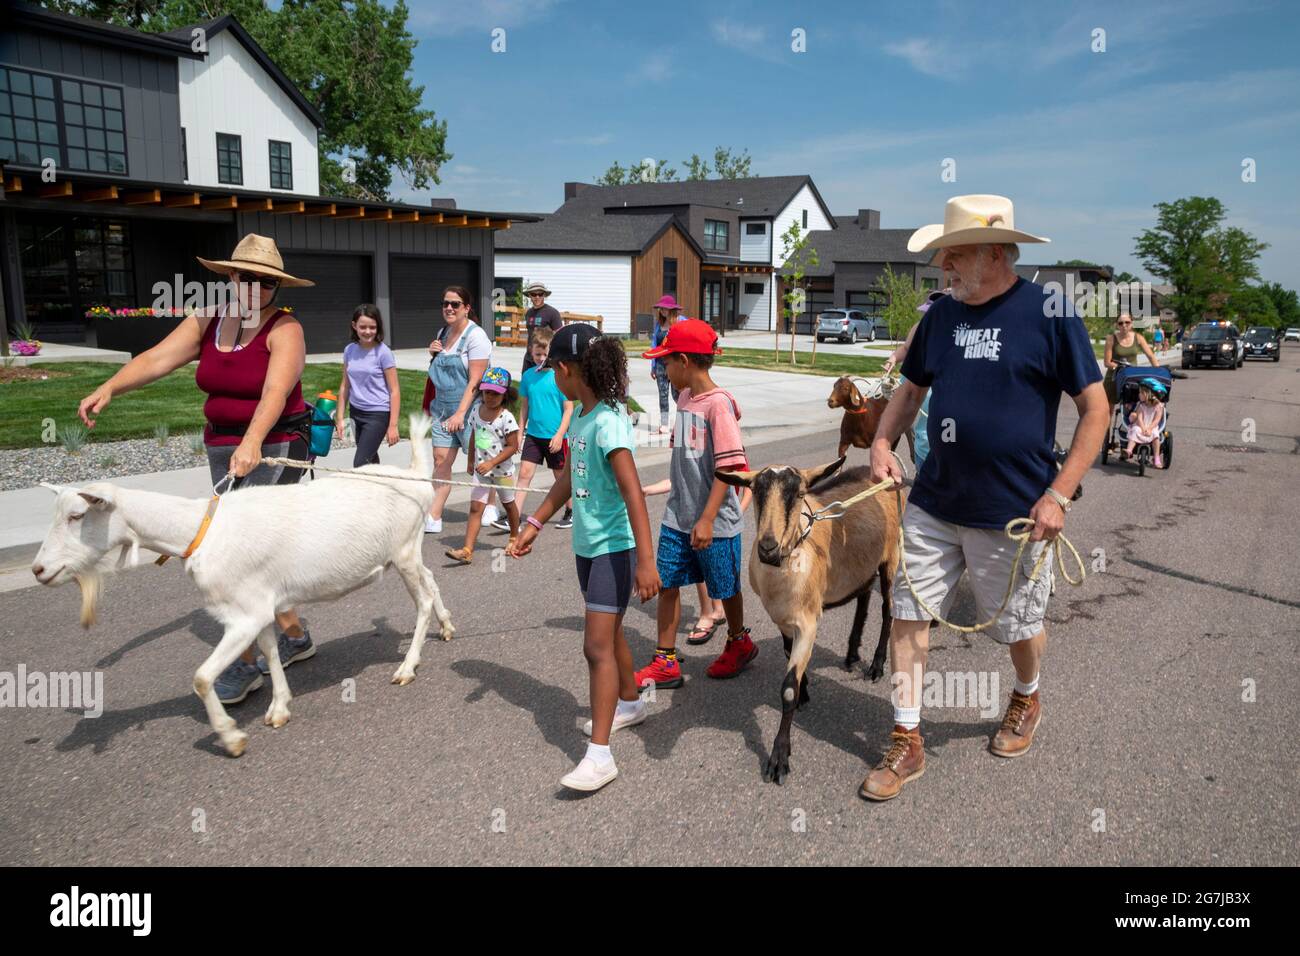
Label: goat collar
xmin=155 ymin=493 xmax=221 ymax=566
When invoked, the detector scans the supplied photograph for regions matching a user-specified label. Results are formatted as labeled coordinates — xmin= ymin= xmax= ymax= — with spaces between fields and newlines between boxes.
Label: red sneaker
xmin=636 ymin=653 xmax=683 ymax=690
xmin=706 ymin=629 xmax=758 ymax=679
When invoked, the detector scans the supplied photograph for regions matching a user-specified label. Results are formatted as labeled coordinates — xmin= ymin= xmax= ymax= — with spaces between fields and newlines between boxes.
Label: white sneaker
xmin=560 ymin=756 xmax=619 ymax=792
xmin=582 ymin=701 xmax=647 ymax=737
xmin=424 ymin=516 xmax=442 ymax=534
xmin=482 ymin=505 xmax=500 ymax=526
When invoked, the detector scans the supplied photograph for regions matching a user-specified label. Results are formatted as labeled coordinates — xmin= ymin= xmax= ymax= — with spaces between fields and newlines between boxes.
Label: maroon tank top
xmin=195 ymin=307 xmax=307 ymax=447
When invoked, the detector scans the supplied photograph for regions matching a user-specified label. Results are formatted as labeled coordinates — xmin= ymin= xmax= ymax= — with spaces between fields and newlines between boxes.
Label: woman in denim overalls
xmin=427 ymin=287 xmax=491 ymax=531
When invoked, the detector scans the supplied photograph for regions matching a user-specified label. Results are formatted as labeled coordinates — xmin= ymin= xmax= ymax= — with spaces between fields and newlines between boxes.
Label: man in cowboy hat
xmin=862 ymin=196 xmax=1109 ymax=801
xmin=520 ymin=281 xmax=563 ymax=378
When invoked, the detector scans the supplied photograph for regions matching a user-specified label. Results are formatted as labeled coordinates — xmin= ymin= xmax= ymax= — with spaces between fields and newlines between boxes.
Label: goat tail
xmin=408 ymin=412 xmax=434 ymax=477
xmin=74 ymin=572 xmax=102 ymax=629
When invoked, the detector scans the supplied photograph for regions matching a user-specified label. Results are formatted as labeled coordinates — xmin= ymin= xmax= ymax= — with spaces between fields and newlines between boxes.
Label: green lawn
xmin=622 ymin=339 xmax=886 ymax=378
xmin=0 ymin=362 xmax=640 ymax=449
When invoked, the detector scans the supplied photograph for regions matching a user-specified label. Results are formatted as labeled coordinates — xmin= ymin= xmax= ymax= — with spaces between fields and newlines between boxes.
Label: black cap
xmin=545 ymin=323 xmax=603 ymax=368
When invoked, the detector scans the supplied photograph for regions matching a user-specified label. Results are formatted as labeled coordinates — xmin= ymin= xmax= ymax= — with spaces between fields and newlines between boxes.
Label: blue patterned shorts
xmin=656 ymin=525 xmax=743 ymax=600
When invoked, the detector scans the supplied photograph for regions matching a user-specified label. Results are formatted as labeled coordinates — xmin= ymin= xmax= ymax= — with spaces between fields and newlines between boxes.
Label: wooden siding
xmin=633 ymin=225 xmax=701 ymax=320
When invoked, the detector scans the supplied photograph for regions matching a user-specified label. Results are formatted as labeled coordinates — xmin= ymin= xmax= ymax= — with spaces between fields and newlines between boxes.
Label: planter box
xmin=90 ymin=314 xmax=185 ymax=357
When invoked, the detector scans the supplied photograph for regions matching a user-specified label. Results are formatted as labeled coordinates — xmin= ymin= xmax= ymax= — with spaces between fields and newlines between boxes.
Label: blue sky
xmin=387 ymin=0 xmax=1300 ymax=287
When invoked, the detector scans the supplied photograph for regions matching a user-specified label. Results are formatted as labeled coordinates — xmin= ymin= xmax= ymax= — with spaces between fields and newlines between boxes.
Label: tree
xmin=595 ymin=159 xmax=678 ymax=184
xmin=873 ymin=265 xmax=924 ymax=343
xmin=1134 ymin=197 xmax=1268 ymax=324
xmin=683 ymin=154 xmax=710 ymax=180
xmin=1259 ymin=282 xmax=1300 ymax=328
xmin=1227 ymin=285 xmax=1280 ymax=328
xmin=44 ymin=0 xmax=450 ymax=201
xmin=597 ymin=145 xmax=754 ymax=184
xmin=777 ymin=221 xmax=819 ymax=366
xmin=712 ymin=146 xmax=753 ymax=179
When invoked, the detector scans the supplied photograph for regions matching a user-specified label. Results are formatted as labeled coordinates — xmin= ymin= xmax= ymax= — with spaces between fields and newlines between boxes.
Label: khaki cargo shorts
xmin=891 ymin=503 xmax=1053 ymax=644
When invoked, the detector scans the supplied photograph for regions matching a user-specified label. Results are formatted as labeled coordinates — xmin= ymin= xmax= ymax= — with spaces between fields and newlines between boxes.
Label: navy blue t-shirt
xmin=900 ymin=278 xmax=1101 ymax=529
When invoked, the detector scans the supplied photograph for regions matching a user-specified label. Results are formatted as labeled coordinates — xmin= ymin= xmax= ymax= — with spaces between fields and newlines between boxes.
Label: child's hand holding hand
xmin=691 ymin=517 xmax=714 ymax=550
xmin=475 ymin=460 xmax=493 ymax=476
xmin=508 ymin=525 xmax=538 ymax=557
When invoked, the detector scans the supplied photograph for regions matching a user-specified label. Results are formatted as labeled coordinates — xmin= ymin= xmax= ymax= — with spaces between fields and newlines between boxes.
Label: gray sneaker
xmin=256 ymin=629 xmax=316 ymax=675
xmin=555 ymin=508 xmax=574 ymax=530
xmin=489 ymin=515 xmax=512 ymax=532
xmin=215 ymin=659 xmax=264 ymax=704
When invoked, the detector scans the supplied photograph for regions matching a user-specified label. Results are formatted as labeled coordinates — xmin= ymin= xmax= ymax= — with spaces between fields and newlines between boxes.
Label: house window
xmin=920 ymin=277 xmax=939 ymax=292
xmin=663 ymin=257 xmax=678 ymax=297
xmin=17 ymin=213 xmax=136 ymax=334
xmin=745 ymin=223 xmax=765 ymax=236
xmin=0 ymin=67 xmax=126 ymax=174
xmin=217 ymin=133 xmax=243 ymax=185
xmin=181 ymin=128 xmax=187 ymax=179
xmin=704 ymin=220 xmax=729 ymax=251
xmin=744 ymin=282 xmax=764 ymax=295
xmin=269 ymin=140 xmax=293 ymax=190
xmin=801 ymin=209 xmax=808 ymax=229
xmin=703 ymin=280 xmax=721 ymax=325
xmin=847 ymin=290 xmax=889 ymax=316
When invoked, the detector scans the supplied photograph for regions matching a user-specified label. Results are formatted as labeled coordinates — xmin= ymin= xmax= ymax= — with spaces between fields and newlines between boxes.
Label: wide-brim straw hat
xmin=907 ymin=195 xmax=1049 ymax=253
xmin=522 ymin=281 xmax=552 ymax=297
xmin=197 ymin=233 xmax=315 ymax=287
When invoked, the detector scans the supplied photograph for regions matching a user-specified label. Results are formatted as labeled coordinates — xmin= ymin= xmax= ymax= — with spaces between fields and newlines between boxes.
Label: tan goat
xmin=718 ymin=457 xmax=902 ymax=784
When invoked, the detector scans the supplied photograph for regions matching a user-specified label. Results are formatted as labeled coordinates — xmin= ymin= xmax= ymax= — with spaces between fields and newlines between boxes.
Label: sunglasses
xmin=235 ymin=271 xmax=280 ymax=290
xmin=442 ymin=300 xmax=464 ymax=310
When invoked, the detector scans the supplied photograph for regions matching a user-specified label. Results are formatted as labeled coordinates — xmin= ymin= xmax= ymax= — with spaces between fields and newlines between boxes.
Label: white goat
xmin=32 ymin=413 xmax=452 ymax=758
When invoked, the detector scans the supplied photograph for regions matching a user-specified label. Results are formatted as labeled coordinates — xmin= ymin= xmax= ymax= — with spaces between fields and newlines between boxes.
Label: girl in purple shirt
xmin=336 ymin=304 xmax=401 ymax=466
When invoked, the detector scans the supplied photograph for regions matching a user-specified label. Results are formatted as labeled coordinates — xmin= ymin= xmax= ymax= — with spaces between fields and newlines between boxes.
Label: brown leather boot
xmin=990 ymin=690 xmax=1041 ymax=757
xmin=859 ymin=725 xmax=925 ymax=801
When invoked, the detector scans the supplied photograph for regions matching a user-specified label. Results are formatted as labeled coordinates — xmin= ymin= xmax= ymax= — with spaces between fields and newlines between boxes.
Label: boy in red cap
xmin=636 ymin=319 xmax=756 ymax=688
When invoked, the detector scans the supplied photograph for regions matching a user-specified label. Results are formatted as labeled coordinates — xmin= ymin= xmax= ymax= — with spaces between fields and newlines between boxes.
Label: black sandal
xmin=686 ymin=617 xmax=720 ymax=645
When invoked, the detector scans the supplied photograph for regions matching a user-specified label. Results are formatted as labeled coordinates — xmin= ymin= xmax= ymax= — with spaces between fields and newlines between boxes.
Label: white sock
xmin=585 ymin=742 xmax=613 ymax=765
xmin=1015 ymin=674 xmax=1039 ymax=697
xmin=894 ymin=705 xmax=921 ymax=730
xmin=616 ymin=697 xmax=643 ymax=717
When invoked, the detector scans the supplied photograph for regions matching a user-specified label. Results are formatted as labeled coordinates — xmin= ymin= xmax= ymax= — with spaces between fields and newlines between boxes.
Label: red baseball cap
xmin=642 ymin=318 xmax=723 ymax=359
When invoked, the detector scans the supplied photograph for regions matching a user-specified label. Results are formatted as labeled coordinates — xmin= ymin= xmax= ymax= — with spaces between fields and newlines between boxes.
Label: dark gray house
xmin=0 ymin=2 xmax=528 ymax=354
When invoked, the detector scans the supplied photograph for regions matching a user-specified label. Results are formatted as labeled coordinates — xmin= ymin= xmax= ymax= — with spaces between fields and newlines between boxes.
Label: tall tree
xmin=1134 ymin=197 xmax=1268 ymax=324
xmin=712 ymin=146 xmax=752 ymax=179
xmin=1227 ymin=285 xmax=1280 ymax=328
xmin=1258 ymin=281 xmax=1300 ymax=328
xmin=777 ymin=221 xmax=818 ymax=366
xmin=683 ymin=154 xmax=710 ymax=180
xmin=42 ymin=0 xmax=450 ymax=200
xmin=873 ymin=265 xmax=924 ymax=343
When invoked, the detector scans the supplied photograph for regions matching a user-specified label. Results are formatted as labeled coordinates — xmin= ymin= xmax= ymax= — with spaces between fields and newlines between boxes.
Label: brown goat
xmin=717 ymin=457 xmax=902 ymax=784
xmin=827 ymin=376 xmax=916 ymax=463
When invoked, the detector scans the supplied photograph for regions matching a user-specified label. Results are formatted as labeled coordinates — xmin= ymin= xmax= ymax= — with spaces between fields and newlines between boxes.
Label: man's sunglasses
xmin=442 ymin=300 xmax=464 ymax=309
xmin=235 ymin=271 xmax=280 ymax=289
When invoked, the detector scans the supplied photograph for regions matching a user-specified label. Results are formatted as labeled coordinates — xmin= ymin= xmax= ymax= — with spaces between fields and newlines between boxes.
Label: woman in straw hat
xmin=76 ymin=233 xmax=318 ymax=705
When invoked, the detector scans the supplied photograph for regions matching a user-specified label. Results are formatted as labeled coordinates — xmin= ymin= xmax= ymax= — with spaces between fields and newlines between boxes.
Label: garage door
xmin=389 ymin=255 xmax=478 ymax=349
xmin=276 ymin=252 xmax=373 ymax=353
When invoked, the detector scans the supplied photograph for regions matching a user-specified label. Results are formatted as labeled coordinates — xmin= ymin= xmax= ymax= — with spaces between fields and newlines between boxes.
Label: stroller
xmin=1102 ymin=364 xmax=1172 ymax=476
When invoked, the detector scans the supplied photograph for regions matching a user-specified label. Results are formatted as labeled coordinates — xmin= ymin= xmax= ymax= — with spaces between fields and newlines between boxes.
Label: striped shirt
xmin=663 ymin=387 xmax=748 ymax=538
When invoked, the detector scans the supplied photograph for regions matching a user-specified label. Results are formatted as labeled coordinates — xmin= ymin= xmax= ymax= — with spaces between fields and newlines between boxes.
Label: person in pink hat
xmin=649 ymin=295 xmax=682 ymax=434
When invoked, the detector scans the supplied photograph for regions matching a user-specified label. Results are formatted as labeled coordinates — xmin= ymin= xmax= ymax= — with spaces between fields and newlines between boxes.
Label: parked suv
xmin=816 ymin=309 xmax=886 ymax=343
xmin=1243 ymin=326 xmax=1281 ymax=362
xmin=1182 ymin=322 xmax=1244 ymax=369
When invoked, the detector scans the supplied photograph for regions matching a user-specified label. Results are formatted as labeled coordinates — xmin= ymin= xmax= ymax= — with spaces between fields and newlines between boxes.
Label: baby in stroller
xmin=1121 ymin=381 xmax=1167 ymax=467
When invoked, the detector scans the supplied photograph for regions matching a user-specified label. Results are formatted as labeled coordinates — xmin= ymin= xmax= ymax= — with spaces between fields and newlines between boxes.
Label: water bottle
xmin=310 ymin=389 xmax=337 ymax=457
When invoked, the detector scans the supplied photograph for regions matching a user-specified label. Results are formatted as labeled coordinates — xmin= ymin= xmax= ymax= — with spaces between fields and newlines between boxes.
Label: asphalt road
xmin=1 ymin=347 xmax=1297 ymax=866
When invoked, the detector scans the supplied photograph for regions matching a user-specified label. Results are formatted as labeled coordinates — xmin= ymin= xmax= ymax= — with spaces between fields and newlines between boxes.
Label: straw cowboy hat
xmin=197 ymin=233 xmax=315 ymax=287
xmin=906 ymin=195 xmax=1049 ymax=254
xmin=522 ymin=281 xmax=552 ymax=297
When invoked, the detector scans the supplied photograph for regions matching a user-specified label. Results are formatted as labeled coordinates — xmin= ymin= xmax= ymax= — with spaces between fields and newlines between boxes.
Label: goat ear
xmin=77 ymin=485 xmax=116 ymax=510
xmin=715 ymin=468 xmax=756 ymax=488
xmin=802 ymin=457 xmax=846 ymax=490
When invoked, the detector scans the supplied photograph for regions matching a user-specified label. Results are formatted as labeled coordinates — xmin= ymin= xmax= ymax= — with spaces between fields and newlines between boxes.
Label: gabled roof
xmin=801 ymin=227 xmax=934 ymax=276
xmin=561 ymin=176 xmax=836 ymax=224
xmin=163 ymin=16 xmax=324 ymax=128
xmin=496 ymin=209 xmax=702 ymax=257
xmin=5 ymin=1 xmax=204 ymax=59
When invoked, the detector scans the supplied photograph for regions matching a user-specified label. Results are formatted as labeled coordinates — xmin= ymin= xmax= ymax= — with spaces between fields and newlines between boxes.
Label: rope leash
xmin=257 ymin=456 xmax=556 ymax=493
xmin=795 ymin=453 xmax=1087 ymax=635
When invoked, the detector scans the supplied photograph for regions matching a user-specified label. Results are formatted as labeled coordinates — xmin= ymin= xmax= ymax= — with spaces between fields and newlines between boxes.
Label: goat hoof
xmin=843 ymin=652 xmax=860 ymax=671
xmin=224 ymin=731 xmax=249 ymax=758
xmin=440 ymin=626 xmax=454 ymax=642
xmin=763 ymin=744 xmax=792 ymax=785
xmin=264 ymin=708 xmax=290 ymax=728
xmin=866 ymin=661 xmax=885 ymax=682
xmin=392 ymin=671 xmax=416 ymax=686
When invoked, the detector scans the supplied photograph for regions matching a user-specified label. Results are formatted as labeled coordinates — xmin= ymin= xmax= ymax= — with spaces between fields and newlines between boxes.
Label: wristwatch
xmin=1043 ymin=487 xmax=1072 ymax=512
